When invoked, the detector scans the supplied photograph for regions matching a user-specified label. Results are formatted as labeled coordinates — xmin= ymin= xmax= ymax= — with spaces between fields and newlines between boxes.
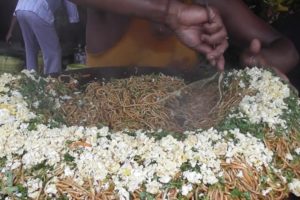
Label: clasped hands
xmin=166 ymin=1 xmax=228 ymax=70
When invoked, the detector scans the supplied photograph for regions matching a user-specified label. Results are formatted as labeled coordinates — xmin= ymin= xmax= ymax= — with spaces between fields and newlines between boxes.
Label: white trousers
xmin=16 ymin=10 xmax=61 ymax=74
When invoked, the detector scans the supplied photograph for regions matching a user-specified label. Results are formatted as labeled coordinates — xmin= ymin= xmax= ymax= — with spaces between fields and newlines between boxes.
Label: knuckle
xmin=225 ymin=42 xmax=229 ymax=49
xmin=223 ymin=41 xmax=229 ymax=49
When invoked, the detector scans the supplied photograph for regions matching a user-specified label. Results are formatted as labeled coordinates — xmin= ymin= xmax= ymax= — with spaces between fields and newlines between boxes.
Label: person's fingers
xmin=5 ymin=36 xmax=11 ymax=44
xmin=240 ymin=39 xmax=263 ymax=66
xmin=249 ymin=55 xmax=258 ymax=66
xmin=6 ymin=39 xmax=12 ymax=45
xmin=206 ymin=40 xmax=229 ymax=60
xmin=208 ymin=58 xmax=216 ymax=66
xmin=207 ymin=55 xmax=225 ymax=70
xmin=193 ymin=42 xmax=214 ymax=54
xmin=241 ymin=52 xmax=268 ymax=68
xmin=175 ymin=27 xmax=211 ymax=53
xmin=207 ymin=7 xmax=226 ymax=30
xmin=193 ymin=42 xmax=226 ymax=68
xmin=203 ymin=22 xmax=223 ymax=34
xmin=240 ymin=50 xmax=257 ymax=66
xmin=203 ymin=8 xmax=224 ymax=33
xmin=249 ymin=38 xmax=261 ymax=54
xmin=216 ymin=55 xmax=225 ymax=71
xmin=206 ymin=6 xmax=218 ymax=22
xmin=201 ymin=29 xmax=227 ymax=45
xmin=176 ymin=5 xmax=210 ymax=26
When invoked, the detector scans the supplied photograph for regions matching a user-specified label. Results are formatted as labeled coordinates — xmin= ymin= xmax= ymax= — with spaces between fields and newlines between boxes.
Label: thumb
xmin=249 ymin=38 xmax=261 ymax=54
xmin=240 ymin=38 xmax=263 ymax=66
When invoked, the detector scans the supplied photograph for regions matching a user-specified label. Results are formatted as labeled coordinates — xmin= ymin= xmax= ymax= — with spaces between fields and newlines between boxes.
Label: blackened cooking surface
xmin=62 ymin=65 xmax=215 ymax=84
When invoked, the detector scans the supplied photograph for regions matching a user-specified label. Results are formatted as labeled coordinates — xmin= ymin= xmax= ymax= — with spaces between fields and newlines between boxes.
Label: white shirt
xmin=15 ymin=0 xmax=79 ymax=24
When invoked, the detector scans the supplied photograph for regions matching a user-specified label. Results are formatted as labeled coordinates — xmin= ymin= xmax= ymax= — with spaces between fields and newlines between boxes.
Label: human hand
xmin=166 ymin=1 xmax=228 ymax=70
xmin=241 ymin=38 xmax=289 ymax=81
xmin=201 ymin=7 xmax=228 ymax=70
xmin=5 ymin=32 xmax=13 ymax=45
xmin=240 ymin=38 xmax=266 ymax=67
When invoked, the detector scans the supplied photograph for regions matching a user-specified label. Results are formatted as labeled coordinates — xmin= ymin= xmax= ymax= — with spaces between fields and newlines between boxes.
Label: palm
xmin=176 ymin=26 xmax=204 ymax=50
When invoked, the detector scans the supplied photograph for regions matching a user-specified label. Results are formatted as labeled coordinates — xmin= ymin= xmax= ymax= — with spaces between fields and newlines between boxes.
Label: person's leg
xmin=26 ymin=12 xmax=61 ymax=74
xmin=16 ymin=11 xmax=39 ymax=71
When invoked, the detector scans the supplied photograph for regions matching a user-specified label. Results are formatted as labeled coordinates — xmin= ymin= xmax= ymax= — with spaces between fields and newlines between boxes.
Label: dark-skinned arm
xmin=70 ymin=0 xmax=173 ymax=23
xmin=199 ymin=0 xmax=299 ymax=73
xmin=70 ymin=0 xmax=229 ymax=70
xmin=6 ymin=16 xmax=17 ymax=44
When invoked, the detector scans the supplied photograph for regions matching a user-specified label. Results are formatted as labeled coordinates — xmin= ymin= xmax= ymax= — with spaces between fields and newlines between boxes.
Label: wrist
xmin=6 ymin=31 xmax=12 ymax=38
xmin=163 ymin=0 xmax=184 ymax=28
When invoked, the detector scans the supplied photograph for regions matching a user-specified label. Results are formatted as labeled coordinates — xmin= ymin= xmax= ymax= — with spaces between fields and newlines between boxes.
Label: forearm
xmin=69 ymin=0 xmax=171 ymax=23
xmin=64 ymin=0 xmax=80 ymax=23
xmin=7 ymin=16 xmax=17 ymax=35
xmin=260 ymin=38 xmax=299 ymax=73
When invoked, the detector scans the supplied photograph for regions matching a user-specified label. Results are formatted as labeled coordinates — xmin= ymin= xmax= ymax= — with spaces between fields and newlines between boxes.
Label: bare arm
xmin=6 ymin=16 xmax=17 ymax=43
xmin=70 ymin=0 xmax=229 ymax=70
xmin=69 ymin=0 xmax=171 ymax=23
xmin=199 ymin=0 xmax=299 ymax=73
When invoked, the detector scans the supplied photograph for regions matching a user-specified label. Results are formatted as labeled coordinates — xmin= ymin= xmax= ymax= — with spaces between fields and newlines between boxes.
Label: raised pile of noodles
xmin=60 ymin=72 xmax=250 ymax=132
xmin=0 ymin=67 xmax=299 ymax=200
xmin=61 ymin=74 xmax=186 ymax=131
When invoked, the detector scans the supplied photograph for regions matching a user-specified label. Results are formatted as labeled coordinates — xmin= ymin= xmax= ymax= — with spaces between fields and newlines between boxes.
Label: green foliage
xmin=31 ymin=160 xmax=51 ymax=171
xmin=162 ymin=179 xmax=184 ymax=190
xmin=282 ymin=93 xmax=300 ymax=131
xmin=15 ymin=184 xmax=28 ymax=200
xmin=283 ymin=169 xmax=296 ymax=183
xmin=243 ymin=0 xmax=300 ymax=22
xmin=218 ymin=92 xmax=299 ymax=139
xmin=122 ymin=130 xmax=137 ymax=137
xmin=64 ymin=153 xmax=75 ymax=163
xmin=180 ymin=162 xmax=193 ymax=172
xmin=17 ymin=74 xmax=66 ymax=127
xmin=64 ymin=153 xmax=77 ymax=168
xmin=28 ymin=161 xmax=54 ymax=182
xmin=139 ymin=191 xmax=155 ymax=200
xmin=0 ymin=157 xmax=7 ymax=169
xmin=218 ymin=116 xmax=266 ymax=139
xmin=0 ymin=171 xmax=28 ymax=199
xmin=230 ymin=188 xmax=251 ymax=200
xmin=56 ymin=195 xmax=69 ymax=200
xmin=291 ymin=154 xmax=300 ymax=166
xmin=199 ymin=196 xmax=210 ymax=200
xmin=263 ymin=0 xmax=299 ymax=11
xmin=27 ymin=117 xmax=44 ymax=131
xmin=147 ymin=130 xmax=187 ymax=141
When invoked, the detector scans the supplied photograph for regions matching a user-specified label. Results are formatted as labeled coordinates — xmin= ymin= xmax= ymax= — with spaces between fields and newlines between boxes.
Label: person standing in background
xmin=6 ymin=0 xmax=79 ymax=75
